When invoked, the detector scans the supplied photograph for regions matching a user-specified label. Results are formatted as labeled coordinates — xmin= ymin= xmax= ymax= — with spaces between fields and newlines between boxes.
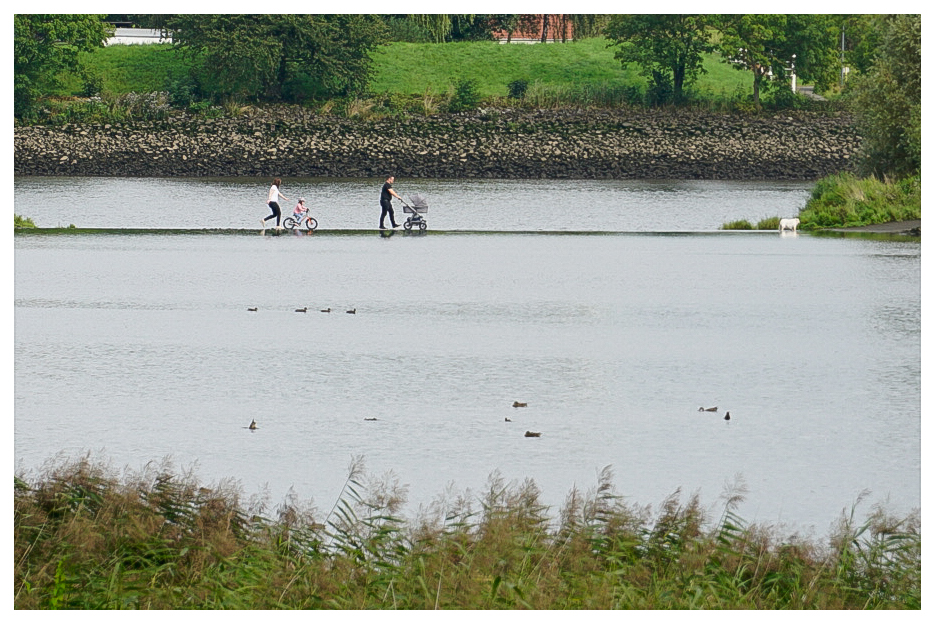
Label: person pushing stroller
xmin=379 ymin=175 xmax=402 ymax=229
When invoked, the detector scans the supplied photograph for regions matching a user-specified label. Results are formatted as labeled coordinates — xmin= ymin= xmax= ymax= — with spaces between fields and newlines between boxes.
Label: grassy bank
xmin=798 ymin=172 xmax=921 ymax=228
xmin=14 ymin=215 xmax=36 ymax=228
xmin=15 ymin=455 xmax=920 ymax=609
xmin=66 ymin=37 xmax=760 ymax=111
xmin=719 ymin=174 xmax=921 ymax=231
xmin=368 ymin=37 xmax=750 ymax=104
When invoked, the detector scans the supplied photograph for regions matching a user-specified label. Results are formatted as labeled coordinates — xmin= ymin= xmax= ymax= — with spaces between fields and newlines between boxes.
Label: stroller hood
xmin=408 ymin=194 xmax=429 ymax=209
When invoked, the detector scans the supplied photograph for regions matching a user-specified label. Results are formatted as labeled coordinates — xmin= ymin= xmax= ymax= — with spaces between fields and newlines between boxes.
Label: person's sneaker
xmin=260 ymin=220 xmax=266 ymax=230
xmin=379 ymin=226 xmax=387 ymax=230
xmin=392 ymin=223 xmax=401 ymax=228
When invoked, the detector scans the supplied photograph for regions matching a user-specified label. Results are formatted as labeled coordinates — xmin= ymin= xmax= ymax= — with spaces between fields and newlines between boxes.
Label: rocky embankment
xmin=13 ymin=106 xmax=860 ymax=180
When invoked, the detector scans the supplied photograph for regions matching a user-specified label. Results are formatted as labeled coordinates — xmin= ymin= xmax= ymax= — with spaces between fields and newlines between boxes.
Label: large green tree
xmin=715 ymin=14 xmax=841 ymax=109
xmin=715 ymin=14 xmax=791 ymax=109
xmin=853 ymin=14 xmax=920 ymax=178
xmin=13 ymin=14 xmax=112 ymax=119
xmin=837 ymin=14 xmax=883 ymax=80
xmin=605 ymin=14 xmax=714 ymax=104
xmin=161 ymin=14 xmax=386 ymax=101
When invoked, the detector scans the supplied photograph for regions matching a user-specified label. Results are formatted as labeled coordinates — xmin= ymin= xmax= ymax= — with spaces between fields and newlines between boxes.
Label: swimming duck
xmin=505 ymin=417 xmax=512 ymax=422
xmin=295 ymin=307 xmax=307 ymax=313
xmin=524 ymin=431 xmax=541 ymax=437
xmin=512 ymin=401 xmax=528 ymax=408
xmin=320 ymin=307 xmax=331 ymax=313
xmin=346 ymin=308 xmax=356 ymax=314
xmin=364 ymin=417 xmax=377 ymax=421
xmin=724 ymin=412 xmax=731 ymax=421
xmin=247 ymin=307 xmax=258 ymax=312
xmin=698 ymin=406 xmax=718 ymax=412
xmin=249 ymin=419 xmax=258 ymax=430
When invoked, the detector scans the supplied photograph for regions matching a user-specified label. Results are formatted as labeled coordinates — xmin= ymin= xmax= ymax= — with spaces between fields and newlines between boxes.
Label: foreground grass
xmin=14 ymin=455 xmax=920 ymax=609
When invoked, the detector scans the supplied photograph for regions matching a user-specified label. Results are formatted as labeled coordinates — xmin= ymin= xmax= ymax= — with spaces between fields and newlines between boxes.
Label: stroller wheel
xmin=403 ymin=221 xmax=413 ymax=230
xmin=418 ymin=221 xmax=427 ymax=231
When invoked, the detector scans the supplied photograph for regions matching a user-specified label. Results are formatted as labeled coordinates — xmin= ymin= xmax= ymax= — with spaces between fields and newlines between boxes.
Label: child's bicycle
xmin=283 ymin=213 xmax=318 ymax=231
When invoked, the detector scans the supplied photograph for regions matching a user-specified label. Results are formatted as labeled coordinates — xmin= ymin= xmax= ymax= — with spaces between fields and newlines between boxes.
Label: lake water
xmin=13 ymin=177 xmax=921 ymax=535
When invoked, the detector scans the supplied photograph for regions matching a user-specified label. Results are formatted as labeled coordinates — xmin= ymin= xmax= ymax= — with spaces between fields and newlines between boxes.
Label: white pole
xmin=790 ymin=55 xmax=796 ymax=93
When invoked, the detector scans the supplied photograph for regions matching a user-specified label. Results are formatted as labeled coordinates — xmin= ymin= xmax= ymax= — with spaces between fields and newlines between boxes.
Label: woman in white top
xmin=263 ymin=177 xmax=289 ymax=229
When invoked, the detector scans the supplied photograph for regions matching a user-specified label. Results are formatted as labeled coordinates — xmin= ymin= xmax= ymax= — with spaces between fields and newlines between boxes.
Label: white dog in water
xmin=779 ymin=218 xmax=800 ymax=231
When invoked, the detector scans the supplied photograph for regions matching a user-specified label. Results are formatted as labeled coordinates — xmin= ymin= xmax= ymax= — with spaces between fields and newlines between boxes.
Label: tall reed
xmin=14 ymin=454 xmax=920 ymax=609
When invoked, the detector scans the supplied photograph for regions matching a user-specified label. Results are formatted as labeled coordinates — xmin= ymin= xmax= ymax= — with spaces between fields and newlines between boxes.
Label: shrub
xmin=756 ymin=216 xmax=781 ymax=230
xmin=79 ymin=69 xmax=104 ymax=98
xmin=507 ymin=79 xmax=529 ymax=100
xmin=645 ymin=71 xmax=674 ymax=106
xmin=14 ymin=214 xmax=36 ymax=228
xmin=448 ymin=78 xmax=481 ymax=113
xmin=800 ymin=171 xmax=921 ymax=228
xmin=188 ymin=100 xmax=223 ymax=119
xmin=166 ymin=76 xmax=200 ymax=108
xmin=419 ymin=89 xmax=442 ymax=116
xmin=721 ymin=219 xmax=754 ymax=230
xmin=120 ymin=91 xmax=171 ymax=120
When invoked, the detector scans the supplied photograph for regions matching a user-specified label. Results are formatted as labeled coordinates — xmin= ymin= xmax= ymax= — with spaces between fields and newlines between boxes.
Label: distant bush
xmin=800 ymin=172 xmax=921 ymax=228
xmin=721 ymin=219 xmax=754 ymax=230
xmin=39 ymin=91 xmax=172 ymax=125
xmin=756 ymin=216 xmax=781 ymax=230
xmin=14 ymin=214 xmax=36 ymax=228
xmin=521 ymin=81 xmax=644 ymax=109
xmin=383 ymin=16 xmax=435 ymax=43
xmin=448 ymin=77 xmax=481 ymax=112
xmin=166 ymin=76 xmax=200 ymax=108
xmin=507 ymin=79 xmax=529 ymax=99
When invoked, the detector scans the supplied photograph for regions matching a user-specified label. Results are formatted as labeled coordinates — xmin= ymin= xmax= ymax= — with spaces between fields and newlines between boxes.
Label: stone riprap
xmin=13 ymin=107 xmax=860 ymax=180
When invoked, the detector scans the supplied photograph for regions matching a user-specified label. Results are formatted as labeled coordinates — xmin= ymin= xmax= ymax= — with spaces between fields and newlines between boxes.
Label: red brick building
xmin=492 ymin=15 xmax=574 ymax=43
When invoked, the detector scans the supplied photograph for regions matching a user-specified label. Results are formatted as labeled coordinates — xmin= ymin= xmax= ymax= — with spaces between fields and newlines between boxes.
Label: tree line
xmin=13 ymin=14 xmax=919 ymax=179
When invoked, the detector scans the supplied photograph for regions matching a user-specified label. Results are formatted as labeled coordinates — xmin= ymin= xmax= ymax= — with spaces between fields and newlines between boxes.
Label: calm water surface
xmin=13 ymin=178 xmax=920 ymax=533
xmin=15 ymin=176 xmax=813 ymax=232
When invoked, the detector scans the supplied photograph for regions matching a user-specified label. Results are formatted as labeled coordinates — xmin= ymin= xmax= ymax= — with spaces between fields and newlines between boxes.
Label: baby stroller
xmin=401 ymin=194 xmax=429 ymax=231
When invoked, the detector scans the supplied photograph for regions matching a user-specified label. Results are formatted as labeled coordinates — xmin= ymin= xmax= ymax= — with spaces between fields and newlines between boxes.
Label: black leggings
xmin=379 ymin=200 xmax=397 ymax=227
xmin=265 ymin=201 xmax=281 ymax=226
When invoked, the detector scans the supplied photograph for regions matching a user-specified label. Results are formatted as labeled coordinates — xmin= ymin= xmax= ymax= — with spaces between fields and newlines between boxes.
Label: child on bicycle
xmin=292 ymin=198 xmax=309 ymax=224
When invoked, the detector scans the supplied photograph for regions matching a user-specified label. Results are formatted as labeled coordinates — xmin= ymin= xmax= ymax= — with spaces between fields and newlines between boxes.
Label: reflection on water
xmin=13 ymin=179 xmax=920 ymax=533
xmin=14 ymin=176 xmax=814 ymax=232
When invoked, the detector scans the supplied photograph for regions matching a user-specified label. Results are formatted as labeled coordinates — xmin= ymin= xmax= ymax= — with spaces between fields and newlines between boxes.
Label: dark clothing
xmin=264 ymin=201 xmax=281 ymax=226
xmin=379 ymin=200 xmax=397 ymax=229
xmin=379 ymin=182 xmax=398 ymax=228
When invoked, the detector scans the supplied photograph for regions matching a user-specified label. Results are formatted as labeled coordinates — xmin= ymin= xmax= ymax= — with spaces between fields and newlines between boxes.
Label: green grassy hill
xmin=73 ymin=37 xmax=751 ymax=103
xmin=370 ymin=37 xmax=749 ymax=99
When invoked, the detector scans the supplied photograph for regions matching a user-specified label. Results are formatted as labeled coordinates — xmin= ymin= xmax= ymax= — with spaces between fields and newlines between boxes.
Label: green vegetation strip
xmin=14 ymin=456 xmax=920 ymax=609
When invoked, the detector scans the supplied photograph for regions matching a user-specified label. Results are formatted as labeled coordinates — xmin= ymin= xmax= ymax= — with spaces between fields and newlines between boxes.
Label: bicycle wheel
xmin=283 ymin=217 xmax=297 ymax=230
xmin=304 ymin=217 xmax=318 ymax=231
